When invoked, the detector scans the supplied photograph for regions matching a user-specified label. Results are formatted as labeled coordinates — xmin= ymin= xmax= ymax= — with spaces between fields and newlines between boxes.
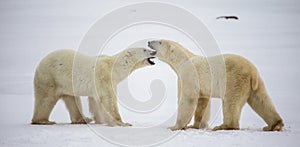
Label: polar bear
xmin=32 ymin=48 xmax=156 ymax=126
xmin=148 ymin=39 xmax=284 ymax=131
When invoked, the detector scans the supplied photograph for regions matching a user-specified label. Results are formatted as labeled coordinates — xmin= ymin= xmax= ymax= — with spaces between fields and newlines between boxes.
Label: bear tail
xmin=251 ymin=73 xmax=259 ymax=91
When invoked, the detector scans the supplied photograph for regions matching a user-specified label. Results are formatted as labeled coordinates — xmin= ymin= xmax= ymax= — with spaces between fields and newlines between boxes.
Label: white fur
xmin=32 ymin=48 xmax=155 ymax=126
xmin=148 ymin=40 xmax=284 ymax=131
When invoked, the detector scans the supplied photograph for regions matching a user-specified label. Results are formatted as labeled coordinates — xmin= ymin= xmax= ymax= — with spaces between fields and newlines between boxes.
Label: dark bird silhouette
xmin=217 ymin=16 xmax=239 ymax=20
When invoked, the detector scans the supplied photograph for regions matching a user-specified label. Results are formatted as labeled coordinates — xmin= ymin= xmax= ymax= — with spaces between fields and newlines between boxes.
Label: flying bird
xmin=217 ymin=16 xmax=239 ymax=20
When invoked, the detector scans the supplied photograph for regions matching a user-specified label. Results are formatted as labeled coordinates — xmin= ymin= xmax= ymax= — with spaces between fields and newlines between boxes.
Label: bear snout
xmin=150 ymin=50 xmax=157 ymax=56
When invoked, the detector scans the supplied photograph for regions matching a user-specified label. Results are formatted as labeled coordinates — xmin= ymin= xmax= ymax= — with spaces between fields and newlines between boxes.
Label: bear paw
xmin=168 ymin=125 xmax=186 ymax=131
xmin=117 ymin=122 xmax=132 ymax=126
xmin=123 ymin=122 xmax=132 ymax=126
xmin=187 ymin=125 xmax=200 ymax=129
xmin=212 ymin=124 xmax=239 ymax=131
xmin=263 ymin=120 xmax=284 ymax=131
xmin=199 ymin=122 xmax=209 ymax=129
xmin=71 ymin=117 xmax=93 ymax=124
xmin=31 ymin=120 xmax=56 ymax=125
xmin=105 ymin=121 xmax=132 ymax=127
xmin=187 ymin=123 xmax=208 ymax=129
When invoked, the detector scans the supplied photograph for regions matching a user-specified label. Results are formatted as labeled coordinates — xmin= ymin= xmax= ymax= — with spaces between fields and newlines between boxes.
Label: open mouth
xmin=147 ymin=57 xmax=155 ymax=65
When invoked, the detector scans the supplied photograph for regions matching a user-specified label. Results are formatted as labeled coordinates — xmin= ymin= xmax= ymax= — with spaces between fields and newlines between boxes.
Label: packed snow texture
xmin=0 ymin=0 xmax=300 ymax=146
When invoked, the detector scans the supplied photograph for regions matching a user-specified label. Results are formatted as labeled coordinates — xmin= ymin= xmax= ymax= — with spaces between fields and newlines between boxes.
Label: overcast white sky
xmin=0 ymin=0 xmax=299 ymax=75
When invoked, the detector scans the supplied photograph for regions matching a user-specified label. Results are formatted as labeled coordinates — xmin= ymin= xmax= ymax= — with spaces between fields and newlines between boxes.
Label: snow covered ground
xmin=1 ymin=0 xmax=300 ymax=146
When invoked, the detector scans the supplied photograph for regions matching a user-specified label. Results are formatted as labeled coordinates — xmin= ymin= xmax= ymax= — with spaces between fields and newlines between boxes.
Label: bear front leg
xmin=109 ymin=95 xmax=122 ymax=121
xmin=187 ymin=97 xmax=210 ymax=129
xmin=103 ymin=97 xmax=132 ymax=126
xmin=89 ymin=96 xmax=117 ymax=125
xmin=62 ymin=95 xmax=92 ymax=124
xmin=111 ymin=100 xmax=132 ymax=126
xmin=170 ymin=59 xmax=200 ymax=130
xmin=200 ymin=101 xmax=211 ymax=129
xmin=169 ymin=97 xmax=198 ymax=131
xmin=108 ymin=86 xmax=132 ymax=126
xmin=98 ymin=89 xmax=130 ymax=126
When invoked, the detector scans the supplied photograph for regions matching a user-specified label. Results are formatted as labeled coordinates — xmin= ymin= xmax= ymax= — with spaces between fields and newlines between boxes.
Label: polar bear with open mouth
xmin=148 ymin=39 xmax=283 ymax=131
xmin=32 ymin=48 xmax=156 ymax=126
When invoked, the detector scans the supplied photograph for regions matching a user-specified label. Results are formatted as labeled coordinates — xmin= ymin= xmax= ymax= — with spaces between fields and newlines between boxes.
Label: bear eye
xmin=143 ymin=49 xmax=146 ymax=52
xmin=159 ymin=41 xmax=162 ymax=45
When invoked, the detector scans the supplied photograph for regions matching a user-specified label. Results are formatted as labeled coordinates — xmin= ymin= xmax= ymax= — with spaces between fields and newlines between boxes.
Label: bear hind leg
xmin=248 ymin=91 xmax=284 ymax=131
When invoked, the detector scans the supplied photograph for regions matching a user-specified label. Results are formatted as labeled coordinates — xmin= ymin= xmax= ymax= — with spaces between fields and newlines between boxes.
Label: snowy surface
xmin=1 ymin=0 xmax=300 ymax=146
